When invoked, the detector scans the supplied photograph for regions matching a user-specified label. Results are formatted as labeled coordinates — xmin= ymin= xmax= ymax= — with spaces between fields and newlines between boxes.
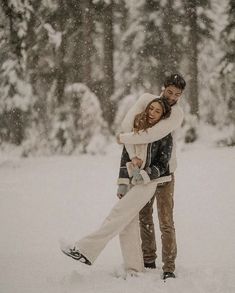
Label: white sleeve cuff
xmin=117 ymin=178 xmax=130 ymax=185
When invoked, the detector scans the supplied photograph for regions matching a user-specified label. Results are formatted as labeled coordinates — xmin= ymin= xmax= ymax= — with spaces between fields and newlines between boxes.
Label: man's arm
xmin=120 ymin=93 xmax=158 ymax=132
xmin=119 ymin=104 xmax=184 ymax=145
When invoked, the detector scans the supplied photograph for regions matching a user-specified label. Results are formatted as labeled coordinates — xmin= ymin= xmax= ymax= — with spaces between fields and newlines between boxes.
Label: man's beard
xmin=162 ymin=95 xmax=177 ymax=106
xmin=168 ymin=100 xmax=177 ymax=106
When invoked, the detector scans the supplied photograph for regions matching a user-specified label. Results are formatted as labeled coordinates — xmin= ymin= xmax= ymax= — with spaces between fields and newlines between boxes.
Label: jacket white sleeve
xmin=119 ymin=104 xmax=184 ymax=145
xmin=120 ymin=93 xmax=158 ymax=158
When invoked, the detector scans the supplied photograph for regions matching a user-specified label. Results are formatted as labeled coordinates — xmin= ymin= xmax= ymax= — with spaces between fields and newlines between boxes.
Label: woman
xmin=61 ymin=97 xmax=173 ymax=273
xmin=117 ymin=97 xmax=172 ymax=196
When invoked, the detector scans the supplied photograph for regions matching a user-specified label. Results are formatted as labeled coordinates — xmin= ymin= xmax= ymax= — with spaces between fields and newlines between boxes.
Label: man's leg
xmin=139 ymin=194 xmax=157 ymax=265
xmin=156 ymin=176 xmax=177 ymax=273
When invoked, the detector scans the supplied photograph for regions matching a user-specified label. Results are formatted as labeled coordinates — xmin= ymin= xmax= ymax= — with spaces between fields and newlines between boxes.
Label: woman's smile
xmin=147 ymin=101 xmax=163 ymax=124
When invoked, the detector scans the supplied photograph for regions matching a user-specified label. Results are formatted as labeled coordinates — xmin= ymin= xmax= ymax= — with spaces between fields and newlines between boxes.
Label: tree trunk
xmin=1 ymin=0 xmax=26 ymax=145
xmin=53 ymin=1 xmax=69 ymax=106
xmin=102 ymin=1 xmax=115 ymax=125
xmin=55 ymin=36 xmax=67 ymax=106
xmin=164 ymin=0 xmax=179 ymax=74
xmin=1 ymin=0 xmax=21 ymax=57
xmin=81 ymin=0 xmax=93 ymax=88
xmin=157 ymin=0 xmax=175 ymax=84
xmin=185 ymin=0 xmax=199 ymax=117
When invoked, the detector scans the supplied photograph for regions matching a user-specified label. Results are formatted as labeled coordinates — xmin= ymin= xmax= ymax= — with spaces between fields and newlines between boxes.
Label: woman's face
xmin=147 ymin=102 xmax=163 ymax=124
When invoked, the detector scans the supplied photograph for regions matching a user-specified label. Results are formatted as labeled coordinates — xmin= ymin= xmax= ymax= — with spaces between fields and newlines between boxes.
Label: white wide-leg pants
xmin=119 ymin=215 xmax=144 ymax=271
xmin=75 ymin=181 xmax=159 ymax=271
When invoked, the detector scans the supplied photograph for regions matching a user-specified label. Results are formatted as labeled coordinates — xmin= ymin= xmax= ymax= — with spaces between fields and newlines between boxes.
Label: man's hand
xmin=131 ymin=157 xmax=143 ymax=168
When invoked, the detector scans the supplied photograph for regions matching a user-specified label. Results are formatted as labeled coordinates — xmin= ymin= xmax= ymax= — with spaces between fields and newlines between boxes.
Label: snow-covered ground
xmin=0 ymin=143 xmax=235 ymax=293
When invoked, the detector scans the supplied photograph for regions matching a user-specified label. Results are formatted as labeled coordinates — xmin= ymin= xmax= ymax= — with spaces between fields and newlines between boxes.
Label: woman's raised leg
xmin=75 ymin=181 xmax=158 ymax=264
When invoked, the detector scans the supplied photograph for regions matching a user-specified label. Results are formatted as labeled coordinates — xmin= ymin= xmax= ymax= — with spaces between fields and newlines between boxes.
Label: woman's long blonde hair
xmin=133 ymin=97 xmax=171 ymax=133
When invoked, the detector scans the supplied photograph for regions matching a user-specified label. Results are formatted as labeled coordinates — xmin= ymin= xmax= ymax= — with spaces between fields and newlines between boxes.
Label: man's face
xmin=163 ymin=85 xmax=183 ymax=106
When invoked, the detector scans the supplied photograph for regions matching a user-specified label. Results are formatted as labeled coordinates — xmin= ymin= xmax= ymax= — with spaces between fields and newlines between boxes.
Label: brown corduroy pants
xmin=139 ymin=175 xmax=177 ymax=272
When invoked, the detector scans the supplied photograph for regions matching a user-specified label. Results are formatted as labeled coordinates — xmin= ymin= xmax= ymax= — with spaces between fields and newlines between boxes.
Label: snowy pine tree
xmin=182 ymin=0 xmax=213 ymax=142
xmin=0 ymin=0 xmax=234 ymax=153
xmin=0 ymin=0 xmax=33 ymax=145
xmin=219 ymin=0 xmax=235 ymax=145
xmin=115 ymin=0 xmax=185 ymax=98
xmin=197 ymin=0 xmax=227 ymax=126
xmin=49 ymin=83 xmax=109 ymax=154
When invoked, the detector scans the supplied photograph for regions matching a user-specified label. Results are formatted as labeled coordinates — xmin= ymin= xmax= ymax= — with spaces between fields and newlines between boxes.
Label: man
xmin=118 ymin=73 xmax=186 ymax=280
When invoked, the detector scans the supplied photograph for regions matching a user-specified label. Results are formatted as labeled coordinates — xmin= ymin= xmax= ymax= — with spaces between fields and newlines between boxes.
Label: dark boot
xmin=163 ymin=272 xmax=175 ymax=280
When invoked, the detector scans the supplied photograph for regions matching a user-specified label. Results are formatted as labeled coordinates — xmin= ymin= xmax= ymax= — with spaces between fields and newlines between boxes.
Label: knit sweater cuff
xmin=139 ymin=170 xmax=151 ymax=184
xmin=126 ymin=162 xmax=136 ymax=177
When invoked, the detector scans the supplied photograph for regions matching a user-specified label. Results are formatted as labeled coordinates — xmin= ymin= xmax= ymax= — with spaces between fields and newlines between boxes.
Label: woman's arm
xmin=119 ymin=104 xmax=184 ymax=145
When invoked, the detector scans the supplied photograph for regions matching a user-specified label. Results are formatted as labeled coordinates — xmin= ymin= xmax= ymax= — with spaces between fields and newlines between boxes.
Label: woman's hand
xmin=117 ymin=184 xmax=128 ymax=199
xmin=131 ymin=157 xmax=143 ymax=167
xmin=132 ymin=168 xmax=144 ymax=185
xmin=116 ymin=134 xmax=123 ymax=144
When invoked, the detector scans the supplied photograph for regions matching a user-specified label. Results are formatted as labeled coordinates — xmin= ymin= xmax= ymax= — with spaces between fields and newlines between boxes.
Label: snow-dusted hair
xmin=164 ymin=73 xmax=186 ymax=91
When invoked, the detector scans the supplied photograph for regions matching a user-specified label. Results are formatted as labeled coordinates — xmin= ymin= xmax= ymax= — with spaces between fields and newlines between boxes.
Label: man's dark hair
xmin=164 ymin=74 xmax=186 ymax=91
